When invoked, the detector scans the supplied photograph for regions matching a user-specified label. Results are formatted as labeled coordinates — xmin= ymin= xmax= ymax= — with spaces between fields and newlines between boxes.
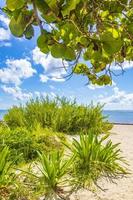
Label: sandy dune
xmin=70 ymin=125 xmax=133 ymax=200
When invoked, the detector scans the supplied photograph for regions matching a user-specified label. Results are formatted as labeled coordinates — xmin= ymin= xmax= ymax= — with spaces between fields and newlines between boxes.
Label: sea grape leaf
xmin=74 ymin=63 xmax=89 ymax=74
xmin=51 ymin=44 xmax=76 ymax=60
xmin=62 ymin=0 xmax=81 ymax=16
xmin=51 ymin=44 xmax=66 ymax=58
xmin=9 ymin=11 xmax=33 ymax=37
xmin=98 ymin=75 xmax=112 ymax=85
xmin=42 ymin=12 xmax=58 ymax=23
xmin=45 ymin=0 xmax=59 ymax=13
xmin=65 ymin=47 xmax=76 ymax=60
xmin=24 ymin=25 xmax=34 ymax=39
xmin=6 ymin=0 xmax=25 ymax=11
xmin=9 ymin=15 xmax=25 ymax=37
xmin=37 ymin=32 xmax=50 ymax=53
xmin=101 ymin=31 xmax=122 ymax=55
xmin=35 ymin=0 xmax=49 ymax=15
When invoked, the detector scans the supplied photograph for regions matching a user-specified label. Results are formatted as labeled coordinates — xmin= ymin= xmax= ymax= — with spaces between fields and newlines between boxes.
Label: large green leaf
xmin=98 ymin=75 xmax=112 ymax=85
xmin=35 ymin=0 xmax=49 ymax=15
xmin=65 ymin=47 xmax=76 ymax=60
xmin=45 ymin=0 xmax=59 ymax=13
xmin=51 ymin=44 xmax=76 ymax=60
xmin=24 ymin=25 xmax=34 ymax=40
xmin=127 ymin=23 xmax=133 ymax=34
xmin=74 ymin=63 xmax=89 ymax=74
xmin=37 ymin=32 xmax=50 ymax=53
xmin=51 ymin=43 xmax=66 ymax=58
xmin=62 ymin=0 xmax=81 ymax=16
xmin=6 ymin=0 xmax=25 ymax=11
xmin=9 ymin=15 xmax=25 ymax=37
xmin=101 ymin=31 xmax=122 ymax=55
xmin=9 ymin=11 xmax=33 ymax=37
xmin=42 ymin=12 xmax=58 ymax=23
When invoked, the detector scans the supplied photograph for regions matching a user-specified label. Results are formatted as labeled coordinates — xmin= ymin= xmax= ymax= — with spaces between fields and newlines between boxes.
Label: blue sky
xmin=0 ymin=6 xmax=133 ymax=110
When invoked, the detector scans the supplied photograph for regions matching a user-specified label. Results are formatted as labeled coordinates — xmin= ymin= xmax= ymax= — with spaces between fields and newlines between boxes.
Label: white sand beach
xmin=70 ymin=125 xmax=133 ymax=200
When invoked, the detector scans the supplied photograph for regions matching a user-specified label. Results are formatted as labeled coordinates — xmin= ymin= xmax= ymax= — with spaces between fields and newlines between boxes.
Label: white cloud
xmin=40 ymin=74 xmax=49 ymax=83
xmin=0 ymin=42 xmax=11 ymax=47
xmin=88 ymin=81 xmax=116 ymax=90
xmin=0 ymin=14 xmax=11 ymax=46
xmin=87 ymin=84 xmax=105 ymax=90
xmin=0 ymin=14 xmax=10 ymax=26
xmin=32 ymin=47 xmax=67 ymax=82
xmin=99 ymin=86 xmax=133 ymax=110
xmin=110 ymin=61 xmax=133 ymax=70
xmin=0 ymin=59 xmax=36 ymax=85
xmin=0 ymin=27 xmax=10 ymax=41
xmin=51 ymin=76 xmax=65 ymax=82
xmin=1 ymin=85 xmax=33 ymax=101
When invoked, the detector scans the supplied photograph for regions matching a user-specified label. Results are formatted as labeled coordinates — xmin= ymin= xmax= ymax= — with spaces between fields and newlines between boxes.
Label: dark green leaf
xmin=6 ymin=0 xmax=25 ymax=11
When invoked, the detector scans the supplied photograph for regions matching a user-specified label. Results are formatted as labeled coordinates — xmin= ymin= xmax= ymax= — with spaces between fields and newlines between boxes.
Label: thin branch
xmin=32 ymin=0 xmax=43 ymax=33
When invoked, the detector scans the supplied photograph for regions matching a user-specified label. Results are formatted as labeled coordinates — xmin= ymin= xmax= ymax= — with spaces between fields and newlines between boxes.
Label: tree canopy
xmin=3 ymin=0 xmax=133 ymax=85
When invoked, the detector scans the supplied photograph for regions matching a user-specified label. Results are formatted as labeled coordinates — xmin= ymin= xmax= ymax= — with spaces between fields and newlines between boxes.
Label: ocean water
xmin=0 ymin=110 xmax=133 ymax=124
xmin=103 ymin=110 xmax=133 ymax=124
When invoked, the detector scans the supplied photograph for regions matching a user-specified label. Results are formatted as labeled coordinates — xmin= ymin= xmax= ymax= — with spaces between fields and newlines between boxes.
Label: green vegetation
xmin=0 ymin=97 xmax=128 ymax=199
xmin=3 ymin=0 xmax=133 ymax=85
xmin=4 ymin=97 xmax=112 ymax=134
xmin=0 ymin=125 xmax=66 ymax=164
xmin=33 ymin=151 xmax=74 ymax=199
xmin=0 ymin=146 xmax=12 ymax=187
xmin=67 ymin=132 xmax=127 ymax=189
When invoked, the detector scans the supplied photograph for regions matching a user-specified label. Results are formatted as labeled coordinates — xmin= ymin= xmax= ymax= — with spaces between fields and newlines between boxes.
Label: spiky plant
xmin=67 ymin=131 xmax=128 ymax=190
xmin=0 ymin=146 xmax=11 ymax=185
xmin=0 ymin=146 xmax=14 ymax=198
xmin=33 ymin=151 xmax=74 ymax=200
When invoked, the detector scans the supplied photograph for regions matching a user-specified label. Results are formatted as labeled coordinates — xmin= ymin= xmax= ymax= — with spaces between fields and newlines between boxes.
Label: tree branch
xmin=32 ymin=0 xmax=43 ymax=33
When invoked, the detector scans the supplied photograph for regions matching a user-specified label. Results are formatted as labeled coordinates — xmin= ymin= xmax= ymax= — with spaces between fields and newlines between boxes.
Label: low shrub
xmin=4 ymin=97 xmax=112 ymax=135
xmin=4 ymin=107 xmax=25 ymax=129
xmin=0 ymin=126 xmax=66 ymax=164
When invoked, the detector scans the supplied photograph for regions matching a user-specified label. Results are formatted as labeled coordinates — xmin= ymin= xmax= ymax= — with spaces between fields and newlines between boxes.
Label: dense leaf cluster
xmin=3 ymin=0 xmax=133 ymax=85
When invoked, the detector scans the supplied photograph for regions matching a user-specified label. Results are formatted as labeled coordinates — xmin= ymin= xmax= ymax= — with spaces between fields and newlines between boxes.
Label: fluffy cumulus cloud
xmin=0 ymin=28 xmax=10 ymax=41
xmin=110 ymin=61 xmax=133 ymax=70
xmin=99 ymin=86 xmax=133 ymax=110
xmin=0 ymin=58 xmax=36 ymax=85
xmin=1 ymin=86 xmax=55 ymax=102
xmin=32 ymin=47 xmax=67 ymax=82
xmin=1 ymin=85 xmax=33 ymax=101
xmin=88 ymin=84 xmax=105 ymax=90
xmin=0 ymin=14 xmax=11 ymax=46
xmin=0 ymin=15 xmax=10 ymax=26
xmin=1 ymin=84 xmax=57 ymax=102
xmin=40 ymin=74 xmax=50 ymax=83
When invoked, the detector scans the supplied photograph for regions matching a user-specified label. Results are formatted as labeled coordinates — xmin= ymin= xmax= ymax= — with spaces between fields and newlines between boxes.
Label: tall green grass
xmin=4 ymin=97 xmax=112 ymax=135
